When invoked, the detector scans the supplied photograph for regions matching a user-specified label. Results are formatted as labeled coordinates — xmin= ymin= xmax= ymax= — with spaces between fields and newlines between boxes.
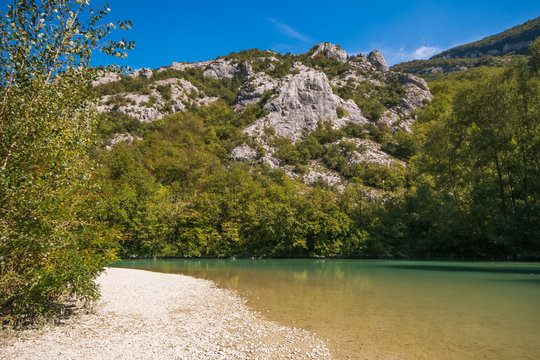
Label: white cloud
xmin=267 ymin=18 xmax=311 ymax=43
xmin=413 ymin=46 xmax=441 ymax=59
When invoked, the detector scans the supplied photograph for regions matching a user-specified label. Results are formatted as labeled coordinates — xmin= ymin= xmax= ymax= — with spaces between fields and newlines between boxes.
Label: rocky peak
xmin=367 ymin=50 xmax=389 ymax=71
xmin=308 ymin=43 xmax=349 ymax=63
xmin=130 ymin=67 xmax=153 ymax=79
xmin=203 ymin=59 xmax=239 ymax=79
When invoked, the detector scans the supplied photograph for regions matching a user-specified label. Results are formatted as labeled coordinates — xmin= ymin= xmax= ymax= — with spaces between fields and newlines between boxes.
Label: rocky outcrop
xmin=441 ymin=40 xmax=533 ymax=59
xmin=309 ymin=43 xmax=349 ymax=63
xmin=423 ymin=64 xmax=469 ymax=74
xmin=239 ymin=62 xmax=255 ymax=78
xmin=396 ymin=73 xmax=432 ymax=116
xmin=235 ymin=73 xmax=278 ymax=109
xmin=230 ymin=144 xmax=257 ymax=161
xmin=92 ymin=71 xmax=121 ymax=86
xmin=203 ymin=59 xmax=240 ymax=79
xmin=98 ymin=78 xmax=218 ymax=123
xmin=244 ymin=64 xmax=367 ymax=142
xmin=367 ymin=50 xmax=389 ymax=71
xmin=164 ymin=60 xmax=211 ymax=72
xmin=375 ymin=72 xmax=432 ymax=130
xmin=202 ymin=59 xmax=255 ymax=79
xmin=303 ymin=161 xmax=343 ymax=187
xmin=117 ymin=105 xmax=162 ymax=123
xmin=105 ymin=133 xmax=142 ymax=150
xmin=130 ymin=68 xmax=153 ymax=79
xmin=345 ymin=139 xmax=405 ymax=167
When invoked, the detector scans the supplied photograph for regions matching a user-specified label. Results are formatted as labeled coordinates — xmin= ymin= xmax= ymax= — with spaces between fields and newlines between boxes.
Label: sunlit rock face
xmin=244 ymin=64 xmax=367 ymax=142
xmin=309 ymin=42 xmax=349 ymax=63
xmin=367 ymin=50 xmax=389 ymax=71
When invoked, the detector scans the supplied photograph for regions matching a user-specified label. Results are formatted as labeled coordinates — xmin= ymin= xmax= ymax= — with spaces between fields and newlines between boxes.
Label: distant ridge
xmin=434 ymin=16 xmax=540 ymax=59
xmin=392 ymin=16 xmax=540 ymax=75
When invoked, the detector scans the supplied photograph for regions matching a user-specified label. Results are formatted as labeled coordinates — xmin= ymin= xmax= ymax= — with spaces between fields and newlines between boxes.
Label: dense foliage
xmin=96 ymin=103 xmax=375 ymax=258
xmin=0 ymin=0 xmax=131 ymax=326
xmin=405 ymin=56 xmax=540 ymax=258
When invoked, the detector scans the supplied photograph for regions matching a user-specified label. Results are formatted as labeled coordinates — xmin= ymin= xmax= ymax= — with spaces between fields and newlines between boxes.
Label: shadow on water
xmin=490 ymin=278 xmax=540 ymax=284
xmin=386 ymin=263 xmax=540 ymax=275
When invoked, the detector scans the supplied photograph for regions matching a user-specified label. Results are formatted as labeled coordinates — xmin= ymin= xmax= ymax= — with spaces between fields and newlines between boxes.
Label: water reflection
xmin=115 ymin=259 xmax=540 ymax=360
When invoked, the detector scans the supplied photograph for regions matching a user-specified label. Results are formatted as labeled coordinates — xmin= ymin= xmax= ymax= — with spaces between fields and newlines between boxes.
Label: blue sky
xmin=87 ymin=0 xmax=540 ymax=69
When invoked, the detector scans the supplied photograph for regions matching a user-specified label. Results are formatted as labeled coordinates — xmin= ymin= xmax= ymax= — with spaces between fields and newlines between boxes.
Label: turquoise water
xmin=116 ymin=259 xmax=540 ymax=359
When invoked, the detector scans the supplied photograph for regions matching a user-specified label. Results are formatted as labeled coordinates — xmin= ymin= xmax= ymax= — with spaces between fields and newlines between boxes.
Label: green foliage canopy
xmin=0 ymin=0 xmax=132 ymax=325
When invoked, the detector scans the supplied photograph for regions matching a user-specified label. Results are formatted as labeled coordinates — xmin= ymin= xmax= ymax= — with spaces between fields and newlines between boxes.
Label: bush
xmin=336 ymin=106 xmax=348 ymax=118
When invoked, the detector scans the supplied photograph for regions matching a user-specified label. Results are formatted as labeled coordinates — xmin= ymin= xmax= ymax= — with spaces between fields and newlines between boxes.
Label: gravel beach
xmin=0 ymin=267 xmax=331 ymax=359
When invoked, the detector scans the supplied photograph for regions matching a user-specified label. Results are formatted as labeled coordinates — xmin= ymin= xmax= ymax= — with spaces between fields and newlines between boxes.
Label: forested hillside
xmin=2 ymin=0 xmax=538 ymax=329
xmin=434 ymin=16 xmax=540 ymax=59
xmin=94 ymin=41 xmax=540 ymax=260
xmin=392 ymin=16 xmax=539 ymax=75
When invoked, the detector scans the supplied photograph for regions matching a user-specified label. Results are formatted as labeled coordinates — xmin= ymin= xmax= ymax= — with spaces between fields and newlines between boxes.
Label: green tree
xmin=409 ymin=47 xmax=540 ymax=258
xmin=0 ymin=0 xmax=132 ymax=325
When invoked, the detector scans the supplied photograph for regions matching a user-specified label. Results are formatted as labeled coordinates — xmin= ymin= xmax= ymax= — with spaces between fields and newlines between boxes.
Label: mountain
xmin=90 ymin=43 xmax=540 ymax=260
xmin=434 ymin=16 xmax=540 ymax=59
xmin=94 ymin=43 xmax=431 ymax=187
xmin=391 ymin=16 xmax=540 ymax=75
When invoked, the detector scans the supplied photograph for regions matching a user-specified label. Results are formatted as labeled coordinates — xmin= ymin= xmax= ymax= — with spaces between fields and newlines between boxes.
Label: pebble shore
xmin=0 ymin=268 xmax=331 ymax=359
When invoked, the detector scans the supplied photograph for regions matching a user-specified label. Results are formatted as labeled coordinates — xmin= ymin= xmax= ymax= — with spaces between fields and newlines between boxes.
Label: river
xmin=116 ymin=259 xmax=540 ymax=359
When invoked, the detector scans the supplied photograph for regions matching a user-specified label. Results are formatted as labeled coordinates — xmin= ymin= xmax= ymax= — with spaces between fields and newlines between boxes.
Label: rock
xmin=235 ymin=73 xmax=278 ymax=109
xmin=303 ymin=161 xmax=343 ymax=187
xmin=231 ymin=144 xmax=257 ymax=161
xmin=330 ymin=69 xmax=369 ymax=88
xmin=398 ymin=73 xmax=432 ymax=114
xmin=452 ymin=65 xmax=468 ymax=72
xmin=367 ymin=50 xmax=389 ymax=71
xmin=106 ymin=133 xmax=142 ymax=150
xmin=244 ymin=65 xmax=367 ymax=142
xmin=239 ymin=62 xmax=255 ymax=78
xmin=91 ymin=71 xmax=120 ymax=86
xmin=348 ymin=56 xmax=378 ymax=72
xmin=163 ymin=60 xmax=211 ymax=72
xmin=92 ymin=43 xmax=434 ymax=185
xmin=308 ymin=43 xmax=349 ymax=63
xmin=397 ymin=72 xmax=429 ymax=91
xmin=203 ymin=59 xmax=240 ymax=79
xmin=130 ymin=68 xmax=153 ymax=79
xmin=376 ymin=72 xmax=433 ymax=131
xmin=345 ymin=138 xmax=405 ymax=167
xmin=97 ymin=77 xmax=222 ymax=123
xmin=425 ymin=66 xmax=444 ymax=74
xmin=116 ymin=105 xmax=162 ymax=123
xmin=357 ymin=52 xmax=366 ymax=58
xmin=502 ymin=40 xmax=530 ymax=53
xmin=259 ymin=154 xmax=281 ymax=169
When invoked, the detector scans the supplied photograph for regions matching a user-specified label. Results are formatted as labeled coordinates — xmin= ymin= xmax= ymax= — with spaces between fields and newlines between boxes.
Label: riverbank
xmin=0 ymin=268 xmax=330 ymax=359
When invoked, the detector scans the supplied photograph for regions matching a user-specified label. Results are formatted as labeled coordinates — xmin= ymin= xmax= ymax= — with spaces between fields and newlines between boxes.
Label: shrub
xmin=0 ymin=0 xmax=129 ymax=326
